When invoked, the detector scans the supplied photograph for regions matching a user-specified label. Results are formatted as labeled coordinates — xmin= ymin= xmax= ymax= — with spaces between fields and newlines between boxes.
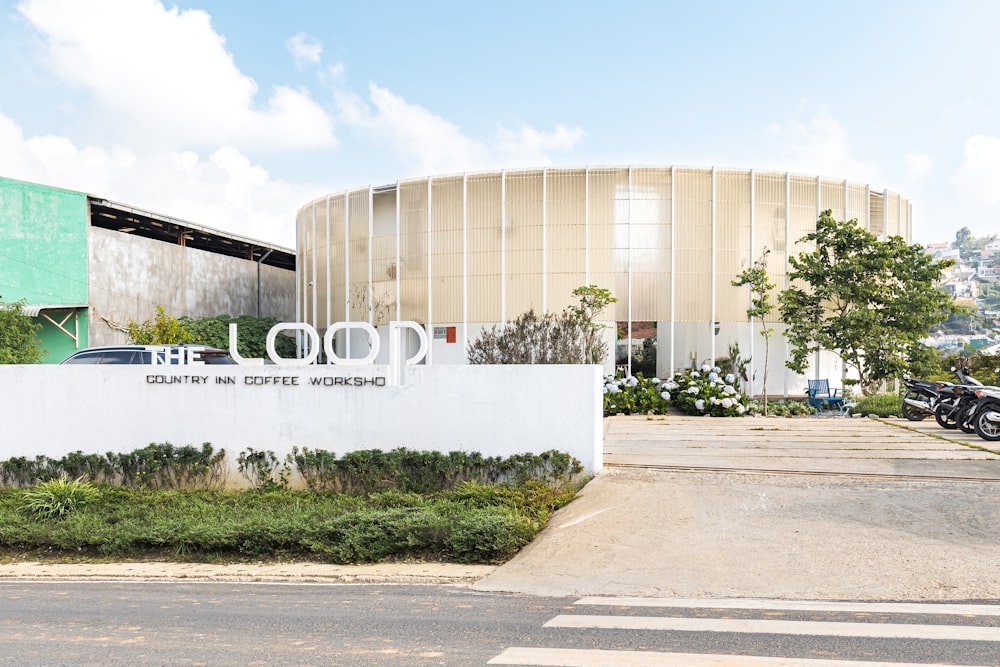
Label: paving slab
xmin=472 ymin=415 xmax=1000 ymax=600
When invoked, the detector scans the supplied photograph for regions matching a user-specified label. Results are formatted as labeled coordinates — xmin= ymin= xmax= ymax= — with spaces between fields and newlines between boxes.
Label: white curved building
xmin=297 ymin=166 xmax=911 ymax=397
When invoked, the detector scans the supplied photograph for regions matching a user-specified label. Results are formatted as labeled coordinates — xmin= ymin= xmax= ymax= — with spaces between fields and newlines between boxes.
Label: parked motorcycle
xmin=971 ymin=387 xmax=1000 ymax=442
xmin=900 ymin=377 xmax=947 ymax=421
xmin=932 ymin=367 xmax=983 ymax=432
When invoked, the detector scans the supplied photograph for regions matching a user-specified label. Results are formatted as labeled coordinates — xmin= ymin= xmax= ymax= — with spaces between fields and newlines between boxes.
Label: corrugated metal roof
xmin=20 ymin=304 xmax=88 ymax=317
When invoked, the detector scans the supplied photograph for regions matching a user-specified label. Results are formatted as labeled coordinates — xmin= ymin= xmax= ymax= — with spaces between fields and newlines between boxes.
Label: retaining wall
xmin=0 ymin=364 xmax=602 ymax=484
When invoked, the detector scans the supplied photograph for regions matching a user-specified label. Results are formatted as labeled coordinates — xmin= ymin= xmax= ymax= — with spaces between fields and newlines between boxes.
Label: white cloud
xmin=337 ymin=83 xmax=583 ymax=174
xmin=326 ymin=62 xmax=346 ymax=82
xmin=904 ymin=152 xmax=932 ymax=182
xmin=765 ymin=107 xmax=879 ymax=182
xmin=0 ymin=110 xmax=318 ymax=247
xmin=286 ymin=32 xmax=322 ymax=69
xmin=954 ymin=134 xmax=1000 ymax=207
xmin=18 ymin=0 xmax=334 ymax=151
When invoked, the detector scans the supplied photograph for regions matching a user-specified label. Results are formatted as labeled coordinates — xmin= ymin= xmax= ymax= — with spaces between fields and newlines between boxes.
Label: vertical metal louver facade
xmin=297 ymin=166 xmax=911 ymax=394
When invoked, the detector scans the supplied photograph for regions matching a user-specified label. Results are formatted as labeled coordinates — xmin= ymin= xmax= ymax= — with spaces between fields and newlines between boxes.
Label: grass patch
xmin=0 ymin=480 xmax=581 ymax=565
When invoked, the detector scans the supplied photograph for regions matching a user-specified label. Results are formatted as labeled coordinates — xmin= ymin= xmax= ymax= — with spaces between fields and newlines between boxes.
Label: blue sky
xmin=1 ymin=0 xmax=998 ymax=248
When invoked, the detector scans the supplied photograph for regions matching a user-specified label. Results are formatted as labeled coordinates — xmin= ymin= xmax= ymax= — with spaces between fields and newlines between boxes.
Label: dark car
xmin=60 ymin=344 xmax=235 ymax=365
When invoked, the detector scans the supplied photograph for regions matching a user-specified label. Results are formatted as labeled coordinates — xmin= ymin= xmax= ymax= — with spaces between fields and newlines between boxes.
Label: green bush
xmin=445 ymin=509 xmax=536 ymax=564
xmin=668 ymin=367 xmax=750 ymax=416
xmin=848 ymin=393 xmax=901 ymax=418
xmin=603 ymin=374 xmax=670 ymax=415
xmin=0 ymin=444 xmax=227 ymax=489
xmin=752 ymin=399 xmax=817 ymax=417
xmin=603 ymin=367 xmax=750 ymax=417
xmin=289 ymin=447 xmax=583 ymax=493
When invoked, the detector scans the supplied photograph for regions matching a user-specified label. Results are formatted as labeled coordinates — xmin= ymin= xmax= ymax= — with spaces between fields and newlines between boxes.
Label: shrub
xmin=445 ymin=509 xmax=536 ymax=563
xmin=20 ymin=476 xmax=99 ymax=519
xmin=848 ymin=393 xmax=901 ymax=418
xmin=467 ymin=309 xmax=591 ymax=364
xmin=602 ymin=374 xmax=671 ymax=415
xmin=0 ymin=445 xmax=227 ymax=490
xmin=110 ymin=443 xmax=228 ymax=489
xmin=603 ymin=366 xmax=750 ymax=417
xmin=289 ymin=447 xmax=583 ymax=494
xmin=236 ymin=448 xmax=290 ymax=490
xmin=752 ymin=399 xmax=817 ymax=417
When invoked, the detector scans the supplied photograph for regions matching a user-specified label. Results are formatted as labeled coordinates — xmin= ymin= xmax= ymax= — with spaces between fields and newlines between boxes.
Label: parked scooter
xmin=971 ymin=386 xmax=1000 ymax=441
xmin=900 ymin=377 xmax=948 ymax=421
xmin=933 ymin=367 xmax=983 ymax=432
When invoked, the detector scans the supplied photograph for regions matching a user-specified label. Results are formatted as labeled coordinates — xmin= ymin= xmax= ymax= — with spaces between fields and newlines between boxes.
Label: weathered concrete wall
xmin=87 ymin=227 xmax=295 ymax=346
xmin=0 ymin=364 xmax=603 ymax=483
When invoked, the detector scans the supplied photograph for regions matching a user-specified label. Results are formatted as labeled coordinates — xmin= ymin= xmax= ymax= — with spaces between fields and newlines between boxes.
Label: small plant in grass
xmin=20 ymin=476 xmax=99 ymax=518
xmin=237 ymin=448 xmax=290 ymax=490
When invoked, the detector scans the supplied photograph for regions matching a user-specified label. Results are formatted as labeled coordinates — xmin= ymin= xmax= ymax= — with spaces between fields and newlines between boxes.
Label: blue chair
xmin=807 ymin=379 xmax=846 ymax=414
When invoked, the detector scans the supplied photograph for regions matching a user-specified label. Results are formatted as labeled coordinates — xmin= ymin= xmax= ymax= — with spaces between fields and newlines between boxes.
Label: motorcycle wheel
xmin=935 ymin=401 xmax=958 ymax=429
xmin=900 ymin=392 xmax=928 ymax=421
xmin=959 ymin=408 xmax=977 ymax=434
xmin=973 ymin=408 xmax=1000 ymax=442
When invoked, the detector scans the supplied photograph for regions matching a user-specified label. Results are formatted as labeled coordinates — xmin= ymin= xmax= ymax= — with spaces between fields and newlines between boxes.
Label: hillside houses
xmin=924 ymin=239 xmax=1000 ymax=351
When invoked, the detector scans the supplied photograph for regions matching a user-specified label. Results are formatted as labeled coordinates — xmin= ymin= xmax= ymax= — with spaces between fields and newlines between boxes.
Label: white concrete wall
xmin=0 ymin=364 xmax=603 ymax=482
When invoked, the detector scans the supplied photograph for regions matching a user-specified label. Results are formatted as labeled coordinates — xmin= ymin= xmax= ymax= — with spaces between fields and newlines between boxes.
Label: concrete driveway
xmin=472 ymin=415 xmax=1000 ymax=600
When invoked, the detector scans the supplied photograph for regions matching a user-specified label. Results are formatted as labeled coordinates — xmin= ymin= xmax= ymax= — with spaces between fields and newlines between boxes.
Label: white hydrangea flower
xmin=708 ymin=372 xmax=720 ymax=382
xmin=627 ymin=376 xmax=638 ymax=387
xmin=709 ymin=397 xmax=717 ymax=405
xmin=724 ymin=385 xmax=736 ymax=395
xmin=687 ymin=386 xmax=699 ymax=395
xmin=606 ymin=384 xmax=620 ymax=394
xmin=695 ymin=399 xmax=705 ymax=411
xmin=651 ymin=377 xmax=661 ymax=385
xmin=712 ymin=366 xmax=721 ymax=373
xmin=725 ymin=373 xmax=736 ymax=384
xmin=660 ymin=391 xmax=670 ymax=401
xmin=736 ymin=404 xmax=746 ymax=414
xmin=691 ymin=371 xmax=700 ymax=378
xmin=701 ymin=364 xmax=711 ymax=373
xmin=721 ymin=398 xmax=733 ymax=409
xmin=665 ymin=381 xmax=679 ymax=390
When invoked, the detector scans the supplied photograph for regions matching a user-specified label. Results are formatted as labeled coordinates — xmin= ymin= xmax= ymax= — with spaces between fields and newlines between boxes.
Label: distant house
xmin=931 ymin=247 xmax=961 ymax=262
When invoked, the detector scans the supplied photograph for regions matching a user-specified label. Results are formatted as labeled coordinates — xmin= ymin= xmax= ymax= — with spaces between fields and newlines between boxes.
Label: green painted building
xmin=0 ymin=177 xmax=90 ymax=362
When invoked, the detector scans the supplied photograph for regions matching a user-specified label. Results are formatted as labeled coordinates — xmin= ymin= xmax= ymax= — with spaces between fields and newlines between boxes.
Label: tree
xmin=953 ymin=226 xmax=972 ymax=252
xmin=779 ymin=211 xmax=959 ymax=394
xmin=127 ymin=305 xmax=196 ymax=344
xmin=0 ymin=299 xmax=45 ymax=364
xmin=181 ymin=314 xmax=297 ymax=359
xmin=731 ymin=248 xmax=775 ymax=415
xmin=568 ymin=285 xmax=617 ymax=364
xmin=951 ymin=226 xmax=997 ymax=256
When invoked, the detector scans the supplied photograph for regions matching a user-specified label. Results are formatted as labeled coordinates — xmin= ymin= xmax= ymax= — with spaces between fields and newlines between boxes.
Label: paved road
xmin=2 ymin=583 xmax=999 ymax=666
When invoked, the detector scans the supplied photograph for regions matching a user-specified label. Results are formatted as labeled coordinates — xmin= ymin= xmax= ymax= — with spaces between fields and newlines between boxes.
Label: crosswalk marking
xmin=544 ymin=614 xmax=1000 ymax=641
xmin=487 ymin=647 xmax=996 ymax=667
xmin=574 ymin=597 xmax=1000 ymax=617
